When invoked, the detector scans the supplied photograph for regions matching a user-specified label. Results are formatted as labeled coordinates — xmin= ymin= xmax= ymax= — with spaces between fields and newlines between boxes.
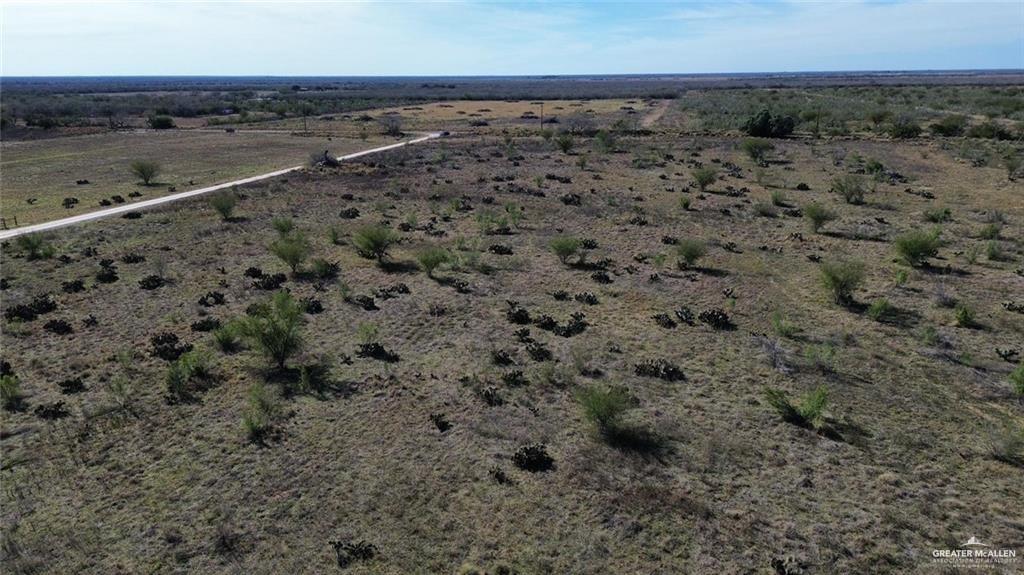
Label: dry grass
xmin=0 ymin=130 xmax=388 ymax=225
xmin=1 ymin=115 xmax=1022 ymax=574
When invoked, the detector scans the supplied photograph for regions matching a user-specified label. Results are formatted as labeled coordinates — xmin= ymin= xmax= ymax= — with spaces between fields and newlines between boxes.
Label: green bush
xmin=555 ymin=132 xmax=574 ymax=154
xmin=147 ymin=115 xmax=175 ymax=130
xmin=929 ymin=114 xmax=967 ymax=137
xmin=743 ymin=109 xmax=794 ymax=138
xmin=165 ymin=360 xmax=192 ymax=403
xmin=867 ymin=298 xmax=893 ymax=321
xmin=803 ymin=203 xmax=837 ymax=233
xmin=979 ymin=223 xmax=1001 ymax=240
xmin=1010 ymin=364 xmax=1024 ymax=396
xmin=888 ymin=116 xmax=922 ymax=139
xmin=213 ymin=321 xmax=243 ymax=353
xmin=676 ymin=239 xmax=706 ymax=268
xmin=269 ymin=231 xmax=311 ymax=275
xmin=986 ymin=241 xmax=1008 ymax=262
xmin=549 ymin=236 xmax=581 ymax=265
xmin=923 ymin=207 xmax=952 ymax=223
xmin=242 ymin=382 xmax=281 ymax=443
xmin=679 ymin=196 xmax=691 ymax=211
xmin=954 ymin=303 xmax=976 ymax=328
xmin=764 ymin=385 xmax=828 ymax=429
xmin=770 ymin=190 xmax=787 ymax=207
xmin=967 ymin=121 xmax=1012 ymax=140
xmin=15 ymin=234 xmax=55 ymax=260
xmin=209 ymin=191 xmax=237 ymax=221
xmin=239 ymin=291 xmax=305 ymax=369
xmin=130 ymin=160 xmax=161 ymax=185
xmin=741 ymin=138 xmax=774 ymax=165
xmin=578 ymin=385 xmax=633 ymax=435
xmin=310 ymin=258 xmax=339 ymax=279
xmin=753 ymin=202 xmax=777 ymax=218
xmin=988 ymin=423 xmax=1024 ymax=467
xmin=820 ymin=260 xmax=865 ymax=306
xmin=770 ymin=310 xmax=799 ymax=338
xmin=352 ymin=225 xmax=399 ymax=263
xmin=416 ymin=246 xmax=450 ymax=277
xmin=691 ymin=167 xmax=717 ymax=193
xmin=0 ymin=375 xmax=22 ymax=411
xmin=832 ymin=175 xmax=866 ymax=205
xmin=894 ymin=228 xmax=942 ymax=267
xmin=271 ymin=217 xmax=295 ymax=236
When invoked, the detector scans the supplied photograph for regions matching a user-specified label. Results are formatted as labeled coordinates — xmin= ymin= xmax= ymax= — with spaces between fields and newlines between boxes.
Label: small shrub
xmin=692 ymin=167 xmax=717 ymax=193
xmin=239 ymin=291 xmax=304 ymax=369
xmin=242 ymin=382 xmax=281 ymax=443
xmin=1009 ymin=364 xmax=1024 ymax=396
xmin=554 ymin=132 xmax=574 ymax=154
xmin=832 ymin=175 xmax=866 ymax=205
xmin=676 ymin=239 xmax=706 ymax=268
xmin=16 ymin=234 xmax=55 ymax=260
xmin=770 ymin=190 xmax=788 ymax=207
xmin=512 ymin=443 xmax=554 ymax=472
xmin=269 ymin=232 xmax=311 ymax=275
xmin=310 ymin=258 xmax=340 ymax=280
xmin=209 ymin=192 xmax=238 ymax=221
xmin=764 ymin=385 xmax=828 ymax=429
xmin=271 ymin=217 xmax=295 ymax=236
xmin=634 ymin=359 xmax=685 ymax=382
xmin=894 ymin=228 xmax=942 ymax=267
xmin=770 ymin=310 xmax=799 ymax=338
xmin=986 ymin=241 xmax=1008 ymax=262
xmin=753 ymin=202 xmax=777 ymax=218
xmin=741 ymin=138 xmax=774 ymax=165
xmin=923 ymin=207 xmax=952 ymax=223
xmin=578 ymin=385 xmax=633 ymax=436
xmin=213 ymin=321 xmax=242 ymax=353
xmin=867 ymin=298 xmax=893 ymax=322
xmin=416 ymin=246 xmax=450 ymax=278
xmin=130 ymin=160 xmax=161 ymax=185
xmin=954 ymin=303 xmax=976 ymax=328
xmin=988 ymin=424 xmax=1024 ymax=467
xmin=979 ymin=223 xmax=1002 ymax=240
xmin=549 ymin=236 xmax=581 ymax=265
xmin=820 ymin=260 xmax=865 ymax=306
xmin=352 ymin=225 xmax=399 ymax=263
xmin=147 ymin=115 xmax=175 ymax=130
xmin=888 ymin=116 xmax=922 ymax=139
xmin=803 ymin=202 xmax=836 ymax=233
xmin=0 ymin=375 xmax=22 ymax=411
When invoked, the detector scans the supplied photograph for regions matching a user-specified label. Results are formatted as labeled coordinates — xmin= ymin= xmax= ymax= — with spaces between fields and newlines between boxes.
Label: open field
xmin=1 ymin=130 xmax=389 ymax=226
xmin=2 ymin=102 xmax=1022 ymax=573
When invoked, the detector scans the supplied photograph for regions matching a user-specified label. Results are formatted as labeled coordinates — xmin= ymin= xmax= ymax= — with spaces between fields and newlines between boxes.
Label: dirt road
xmin=0 ymin=132 xmax=442 ymax=240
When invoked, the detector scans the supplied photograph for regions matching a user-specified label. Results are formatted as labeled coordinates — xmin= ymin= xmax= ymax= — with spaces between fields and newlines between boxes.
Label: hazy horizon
xmin=2 ymin=1 xmax=1022 ymax=76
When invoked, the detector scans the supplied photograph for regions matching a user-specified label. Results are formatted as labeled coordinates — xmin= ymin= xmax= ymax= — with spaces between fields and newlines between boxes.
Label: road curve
xmin=0 ymin=132 xmax=442 ymax=241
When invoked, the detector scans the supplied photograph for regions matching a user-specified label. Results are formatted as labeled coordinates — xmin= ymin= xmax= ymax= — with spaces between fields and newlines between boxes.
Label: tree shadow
xmin=380 ymin=259 xmax=420 ymax=274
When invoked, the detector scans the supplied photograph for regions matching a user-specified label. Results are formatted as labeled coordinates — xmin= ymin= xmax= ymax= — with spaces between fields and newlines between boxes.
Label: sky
xmin=1 ymin=1 xmax=1022 ymax=76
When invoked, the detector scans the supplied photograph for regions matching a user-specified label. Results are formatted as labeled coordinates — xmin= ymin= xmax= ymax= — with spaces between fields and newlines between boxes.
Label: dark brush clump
xmin=5 ymin=294 xmax=58 ymax=322
xmin=62 ymin=279 xmax=85 ymax=294
xmin=43 ymin=319 xmax=74 ymax=335
xmin=575 ymin=292 xmax=599 ymax=305
xmin=375 ymin=284 xmax=410 ymax=300
xmin=526 ymin=341 xmax=552 ymax=362
xmin=301 ymin=297 xmax=324 ymax=314
xmin=198 ymin=291 xmax=226 ymax=307
xmin=329 ymin=540 xmax=377 ymax=569
xmin=191 ymin=317 xmax=221 ymax=332
xmin=356 ymin=343 xmax=400 ymax=363
xmin=653 ymin=313 xmax=677 ymax=329
xmin=512 ymin=443 xmax=554 ymax=472
xmin=58 ymin=377 xmax=86 ymax=394
xmin=492 ymin=349 xmax=514 ymax=366
xmin=150 ymin=332 xmax=192 ymax=361
xmin=698 ymin=308 xmax=733 ymax=330
xmin=635 ymin=359 xmax=685 ymax=382
xmin=506 ymin=301 xmax=531 ymax=324
xmin=675 ymin=306 xmax=696 ymax=325
xmin=430 ymin=413 xmax=452 ymax=433
xmin=34 ymin=401 xmax=70 ymax=420
xmin=138 ymin=275 xmax=166 ymax=290
xmin=253 ymin=273 xmax=287 ymax=290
